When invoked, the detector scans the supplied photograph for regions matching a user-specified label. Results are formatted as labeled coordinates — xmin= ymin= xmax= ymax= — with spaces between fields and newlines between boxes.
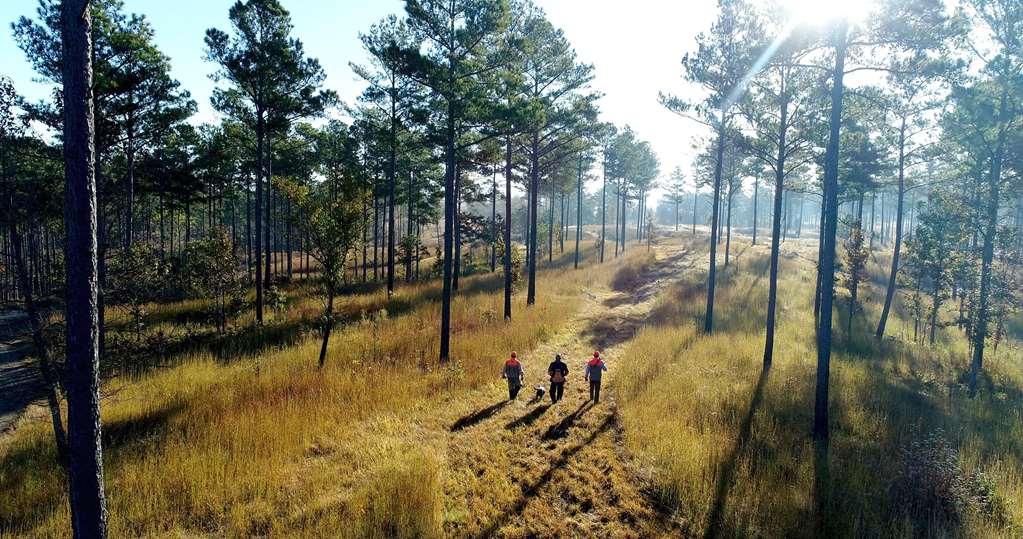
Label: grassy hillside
xmin=617 ymin=239 xmax=1023 ymax=537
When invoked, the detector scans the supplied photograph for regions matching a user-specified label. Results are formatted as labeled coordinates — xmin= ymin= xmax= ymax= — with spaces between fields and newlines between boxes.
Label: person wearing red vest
xmin=502 ymin=352 xmax=525 ymax=400
xmin=585 ymin=351 xmax=608 ymax=403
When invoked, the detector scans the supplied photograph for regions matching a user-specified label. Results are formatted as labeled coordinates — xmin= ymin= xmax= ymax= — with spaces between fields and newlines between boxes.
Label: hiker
xmin=585 ymin=351 xmax=608 ymax=403
xmin=547 ymin=354 xmax=569 ymax=404
xmin=502 ymin=352 xmax=525 ymax=400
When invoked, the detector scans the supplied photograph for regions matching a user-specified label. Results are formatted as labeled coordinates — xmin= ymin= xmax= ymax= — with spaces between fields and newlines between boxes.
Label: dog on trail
xmin=532 ymin=385 xmax=546 ymax=403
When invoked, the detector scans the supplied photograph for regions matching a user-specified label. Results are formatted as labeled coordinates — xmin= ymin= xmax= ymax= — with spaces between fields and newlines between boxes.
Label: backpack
xmin=550 ymin=362 xmax=565 ymax=383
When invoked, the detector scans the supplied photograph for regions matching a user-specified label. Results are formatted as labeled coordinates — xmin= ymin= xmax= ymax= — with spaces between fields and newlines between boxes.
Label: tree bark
xmin=61 ymin=1 xmax=108 ymax=534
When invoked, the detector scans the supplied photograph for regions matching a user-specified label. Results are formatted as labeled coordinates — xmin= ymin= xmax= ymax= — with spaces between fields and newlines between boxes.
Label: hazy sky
xmin=0 ymin=0 xmax=717 ymax=203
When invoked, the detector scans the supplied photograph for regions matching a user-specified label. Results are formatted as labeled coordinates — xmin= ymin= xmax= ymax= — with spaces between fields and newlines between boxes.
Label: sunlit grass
xmin=0 ymin=244 xmax=631 ymax=537
xmin=617 ymin=240 xmax=1023 ymax=537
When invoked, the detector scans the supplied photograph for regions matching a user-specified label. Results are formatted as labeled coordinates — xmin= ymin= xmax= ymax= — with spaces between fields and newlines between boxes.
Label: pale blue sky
xmin=0 ymin=0 xmax=717 ymax=200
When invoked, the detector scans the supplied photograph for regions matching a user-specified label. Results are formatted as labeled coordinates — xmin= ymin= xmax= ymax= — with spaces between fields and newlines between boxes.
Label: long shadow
xmin=505 ymin=404 xmax=551 ymax=430
xmin=704 ymin=367 xmax=771 ymax=539
xmin=478 ymin=413 xmax=615 ymax=538
xmin=0 ymin=401 xmax=184 ymax=532
xmin=450 ymin=400 xmax=510 ymax=432
xmin=541 ymin=401 xmax=592 ymax=441
xmin=813 ymin=437 xmax=831 ymax=536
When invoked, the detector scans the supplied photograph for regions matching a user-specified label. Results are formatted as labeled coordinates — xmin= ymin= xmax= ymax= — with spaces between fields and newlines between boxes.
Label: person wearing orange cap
xmin=502 ymin=352 xmax=525 ymax=400
xmin=585 ymin=351 xmax=608 ymax=403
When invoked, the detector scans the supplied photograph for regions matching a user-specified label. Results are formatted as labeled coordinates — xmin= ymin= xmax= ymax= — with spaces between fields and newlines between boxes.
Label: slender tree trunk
xmin=387 ymin=101 xmax=397 ymax=296
xmin=575 ymin=156 xmax=582 ymax=269
xmin=318 ymin=288 xmax=335 ymax=368
xmin=491 ymin=167 xmax=497 ymax=272
xmin=600 ymin=155 xmax=607 ymax=263
xmin=725 ymin=188 xmax=733 ymax=267
xmin=693 ymin=191 xmax=698 ymax=235
xmin=527 ymin=133 xmax=539 ymax=305
xmin=504 ymin=138 xmax=513 ymax=320
xmin=814 ymin=24 xmax=847 ymax=442
xmin=752 ymin=178 xmax=759 ymax=245
xmin=968 ymin=95 xmax=1007 ymax=395
xmin=764 ymin=85 xmax=789 ymax=368
xmin=547 ymin=179 xmax=554 ymax=262
xmin=453 ymin=163 xmax=462 ymax=292
xmin=9 ymin=221 xmax=69 ymax=470
xmin=620 ymin=185 xmax=628 ymax=254
xmin=705 ymin=115 xmax=726 ymax=334
xmin=254 ymin=115 xmax=265 ymax=324
xmin=439 ymin=96 xmax=456 ymax=363
xmin=876 ymin=116 xmax=907 ymax=340
xmin=61 ymin=1 xmax=108 ymax=534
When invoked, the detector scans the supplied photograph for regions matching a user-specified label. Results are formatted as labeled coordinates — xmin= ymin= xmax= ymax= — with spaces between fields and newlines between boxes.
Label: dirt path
xmin=443 ymin=244 xmax=693 ymax=538
xmin=0 ymin=310 xmax=41 ymax=435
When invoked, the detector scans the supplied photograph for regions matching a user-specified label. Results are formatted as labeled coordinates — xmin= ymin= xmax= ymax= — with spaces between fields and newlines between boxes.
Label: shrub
xmin=108 ymin=243 xmax=167 ymax=339
xmin=177 ymin=229 xmax=247 ymax=333
xmin=889 ymin=429 xmax=1007 ymax=527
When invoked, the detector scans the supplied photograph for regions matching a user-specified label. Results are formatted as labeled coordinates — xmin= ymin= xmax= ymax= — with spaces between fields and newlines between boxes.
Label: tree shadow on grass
xmin=505 ymin=404 xmax=550 ymax=431
xmin=451 ymin=400 xmax=510 ymax=432
xmin=478 ymin=413 xmax=614 ymax=538
xmin=0 ymin=402 xmax=185 ymax=533
xmin=704 ymin=367 xmax=771 ymax=539
xmin=541 ymin=401 xmax=592 ymax=441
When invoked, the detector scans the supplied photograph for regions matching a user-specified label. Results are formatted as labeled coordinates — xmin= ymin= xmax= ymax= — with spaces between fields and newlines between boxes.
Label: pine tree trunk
xmin=968 ymin=92 xmax=1007 ymax=396
xmin=439 ymin=96 xmax=456 ymax=363
xmin=574 ymin=157 xmax=582 ymax=269
xmin=491 ymin=167 xmax=497 ymax=273
xmin=387 ymin=103 xmax=397 ymax=296
xmin=705 ymin=116 xmax=726 ymax=334
xmin=254 ymin=115 xmax=265 ymax=324
xmin=764 ymin=85 xmax=789 ymax=368
xmin=527 ymin=133 xmax=539 ymax=305
xmin=876 ymin=116 xmax=907 ymax=340
xmin=504 ymin=138 xmax=513 ymax=320
xmin=600 ymin=155 xmax=607 ymax=263
xmin=61 ymin=1 xmax=109 ymax=533
xmin=814 ymin=24 xmax=848 ymax=441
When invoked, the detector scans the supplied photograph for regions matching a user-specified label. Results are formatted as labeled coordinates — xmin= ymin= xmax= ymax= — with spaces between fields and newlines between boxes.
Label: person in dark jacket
xmin=502 ymin=352 xmax=525 ymax=400
xmin=585 ymin=351 xmax=608 ymax=403
xmin=547 ymin=354 xmax=569 ymax=403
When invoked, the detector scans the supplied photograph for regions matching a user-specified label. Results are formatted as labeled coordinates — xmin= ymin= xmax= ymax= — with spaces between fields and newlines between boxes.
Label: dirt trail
xmin=0 ymin=310 xmax=41 ymax=435
xmin=443 ymin=244 xmax=693 ymax=538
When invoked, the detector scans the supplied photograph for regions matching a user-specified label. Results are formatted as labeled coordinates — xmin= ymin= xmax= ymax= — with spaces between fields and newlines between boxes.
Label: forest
xmin=0 ymin=0 xmax=1021 ymax=537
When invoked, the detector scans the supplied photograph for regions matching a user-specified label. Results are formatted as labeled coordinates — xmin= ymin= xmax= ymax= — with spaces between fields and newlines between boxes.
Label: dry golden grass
xmin=0 ymin=243 xmax=639 ymax=537
xmin=617 ymin=238 xmax=1023 ymax=537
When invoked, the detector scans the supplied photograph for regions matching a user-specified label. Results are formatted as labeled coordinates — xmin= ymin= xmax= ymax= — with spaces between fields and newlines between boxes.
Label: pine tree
xmin=205 ymin=0 xmax=335 ymax=324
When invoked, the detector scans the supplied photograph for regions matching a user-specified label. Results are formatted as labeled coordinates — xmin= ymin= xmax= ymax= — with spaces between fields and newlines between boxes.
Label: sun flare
xmin=782 ymin=0 xmax=873 ymax=26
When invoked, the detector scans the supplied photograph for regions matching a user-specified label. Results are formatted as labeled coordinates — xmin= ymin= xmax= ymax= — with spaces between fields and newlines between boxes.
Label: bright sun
xmin=782 ymin=0 xmax=873 ymax=26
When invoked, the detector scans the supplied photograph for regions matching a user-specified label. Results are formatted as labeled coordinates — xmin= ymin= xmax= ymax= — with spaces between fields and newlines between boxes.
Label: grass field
xmin=1 ymin=233 xmax=1020 ymax=537
xmin=0 ymin=243 xmax=638 ymax=537
xmin=616 ymin=239 xmax=1023 ymax=537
